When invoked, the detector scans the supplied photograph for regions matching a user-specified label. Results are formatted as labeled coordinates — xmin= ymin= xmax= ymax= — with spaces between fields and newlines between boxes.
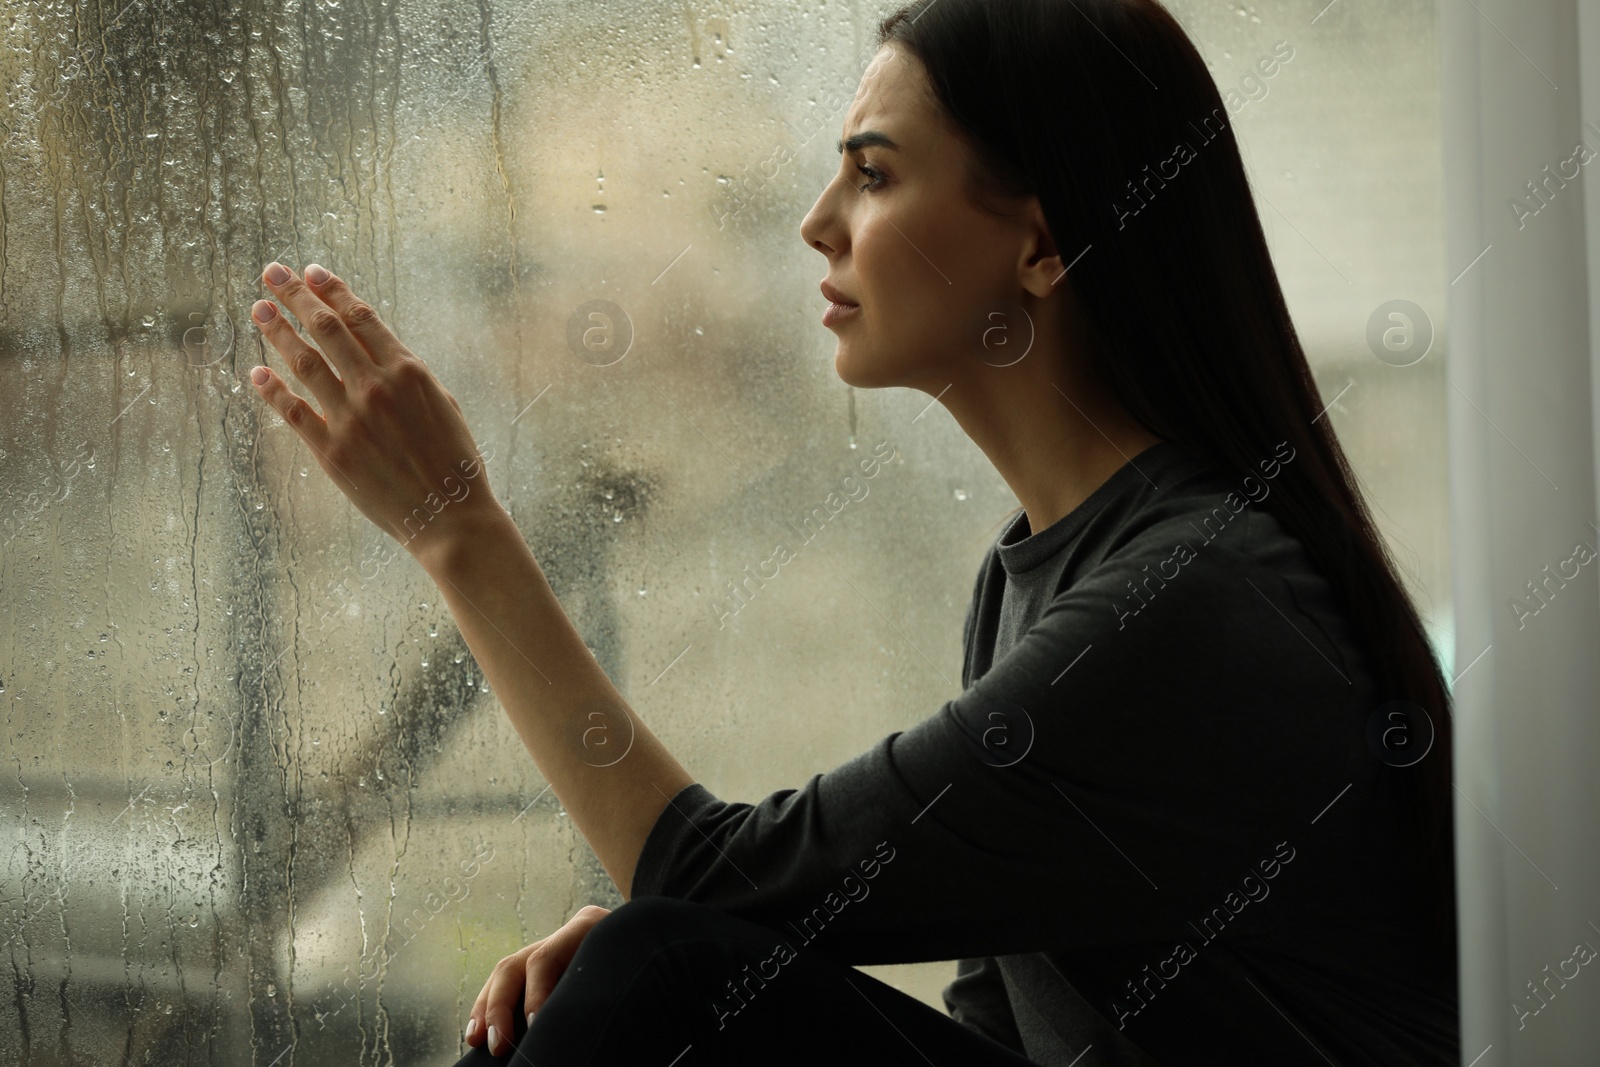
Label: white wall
xmin=1443 ymin=1 xmax=1600 ymax=1061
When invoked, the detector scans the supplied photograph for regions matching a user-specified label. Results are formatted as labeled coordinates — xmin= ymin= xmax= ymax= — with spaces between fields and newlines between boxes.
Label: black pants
xmin=448 ymin=895 xmax=1039 ymax=1066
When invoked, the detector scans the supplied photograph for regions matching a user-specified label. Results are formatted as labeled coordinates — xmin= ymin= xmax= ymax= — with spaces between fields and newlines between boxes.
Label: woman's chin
xmin=832 ymin=347 xmax=856 ymax=386
xmin=833 ymin=354 xmax=871 ymax=389
xmin=832 ymin=342 xmax=896 ymax=390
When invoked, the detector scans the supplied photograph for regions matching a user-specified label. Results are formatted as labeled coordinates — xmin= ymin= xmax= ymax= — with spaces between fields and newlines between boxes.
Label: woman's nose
xmin=800 ymin=181 xmax=844 ymax=255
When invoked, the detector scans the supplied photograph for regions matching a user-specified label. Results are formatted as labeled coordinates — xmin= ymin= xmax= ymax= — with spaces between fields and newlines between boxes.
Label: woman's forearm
xmin=415 ymin=506 xmax=695 ymax=899
xmin=240 ymin=263 xmax=694 ymax=896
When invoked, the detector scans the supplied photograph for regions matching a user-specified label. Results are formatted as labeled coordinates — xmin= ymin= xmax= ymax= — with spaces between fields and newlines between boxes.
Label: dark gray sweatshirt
xmin=630 ymin=439 xmax=1459 ymax=1065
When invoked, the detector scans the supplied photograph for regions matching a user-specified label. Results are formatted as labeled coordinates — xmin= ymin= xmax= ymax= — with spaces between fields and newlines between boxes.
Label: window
xmin=0 ymin=1 xmax=1446 ymax=1061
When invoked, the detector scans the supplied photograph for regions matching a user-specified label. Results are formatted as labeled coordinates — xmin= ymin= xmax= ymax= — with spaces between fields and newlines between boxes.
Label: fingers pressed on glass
xmin=248 ymin=365 xmax=330 ymax=453
xmin=301 ymin=263 xmax=407 ymax=365
xmin=252 ymin=299 xmax=346 ymax=414
xmin=259 ymin=262 xmax=371 ymax=378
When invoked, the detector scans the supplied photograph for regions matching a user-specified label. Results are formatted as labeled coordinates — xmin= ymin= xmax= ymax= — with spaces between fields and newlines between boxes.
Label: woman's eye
xmin=855 ymin=164 xmax=886 ymax=192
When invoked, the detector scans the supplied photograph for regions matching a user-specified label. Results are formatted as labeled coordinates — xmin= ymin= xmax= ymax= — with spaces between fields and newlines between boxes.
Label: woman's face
xmin=799 ymin=43 xmax=1049 ymax=392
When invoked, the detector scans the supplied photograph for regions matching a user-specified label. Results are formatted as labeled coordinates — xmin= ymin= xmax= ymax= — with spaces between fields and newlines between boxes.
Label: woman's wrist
xmin=405 ymin=501 xmax=527 ymax=583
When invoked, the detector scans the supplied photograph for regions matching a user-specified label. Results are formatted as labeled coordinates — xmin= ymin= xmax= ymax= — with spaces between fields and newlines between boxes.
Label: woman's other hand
xmin=247 ymin=262 xmax=508 ymax=566
xmin=466 ymin=904 xmax=613 ymax=1056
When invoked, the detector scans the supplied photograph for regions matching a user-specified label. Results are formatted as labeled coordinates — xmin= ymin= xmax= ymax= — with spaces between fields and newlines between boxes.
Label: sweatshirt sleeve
xmin=942 ymin=956 xmax=1026 ymax=1051
xmin=629 ymin=518 xmax=1361 ymax=966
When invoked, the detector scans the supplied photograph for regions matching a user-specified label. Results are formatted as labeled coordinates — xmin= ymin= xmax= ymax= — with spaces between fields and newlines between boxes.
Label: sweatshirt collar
xmin=995 ymin=441 xmax=1183 ymax=575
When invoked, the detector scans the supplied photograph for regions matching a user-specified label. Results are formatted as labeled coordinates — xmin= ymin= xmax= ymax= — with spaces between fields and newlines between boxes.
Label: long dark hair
xmin=878 ymin=0 xmax=1456 ymax=959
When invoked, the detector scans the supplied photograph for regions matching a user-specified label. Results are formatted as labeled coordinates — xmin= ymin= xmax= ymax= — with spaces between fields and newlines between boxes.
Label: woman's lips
xmin=820 ymin=281 xmax=858 ymax=305
xmin=820 ymin=281 xmax=858 ymax=326
xmin=823 ymin=301 xmax=860 ymax=327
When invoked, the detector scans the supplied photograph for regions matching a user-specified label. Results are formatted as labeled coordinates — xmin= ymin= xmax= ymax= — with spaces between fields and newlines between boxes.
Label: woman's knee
xmin=550 ymin=896 xmax=759 ymax=1028
xmin=578 ymin=895 xmax=738 ymax=964
xmin=576 ymin=895 xmax=748 ymax=972
xmin=569 ymin=895 xmax=799 ymax=1011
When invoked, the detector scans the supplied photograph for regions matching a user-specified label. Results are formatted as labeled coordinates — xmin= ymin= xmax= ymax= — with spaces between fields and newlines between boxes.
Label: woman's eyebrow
xmin=837 ymin=130 xmax=899 ymax=154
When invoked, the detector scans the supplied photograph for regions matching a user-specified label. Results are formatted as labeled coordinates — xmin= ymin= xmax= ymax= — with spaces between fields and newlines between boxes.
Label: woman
xmin=246 ymin=0 xmax=1459 ymax=1063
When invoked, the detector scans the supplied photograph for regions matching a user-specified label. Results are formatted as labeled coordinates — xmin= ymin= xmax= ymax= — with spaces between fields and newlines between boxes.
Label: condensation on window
xmin=0 ymin=1 xmax=1443 ymax=1064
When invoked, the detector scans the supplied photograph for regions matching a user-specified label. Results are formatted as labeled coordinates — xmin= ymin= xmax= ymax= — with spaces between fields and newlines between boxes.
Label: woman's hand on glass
xmin=466 ymin=904 xmax=613 ymax=1057
xmin=247 ymin=262 xmax=508 ymax=567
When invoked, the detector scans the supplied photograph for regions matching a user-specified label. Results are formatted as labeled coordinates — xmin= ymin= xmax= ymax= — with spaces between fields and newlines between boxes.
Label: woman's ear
xmin=1019 ymin=198 xmax=1066 ymax=299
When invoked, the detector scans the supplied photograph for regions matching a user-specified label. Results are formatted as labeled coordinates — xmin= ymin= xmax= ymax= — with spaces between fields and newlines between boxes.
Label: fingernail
xmin=305 ymin=263 xmax=329 ymax=285
xmin=526 ymin=1011 xmax=536 ymax=1029
xmin=251 ymin=366 xmax=268 ymax=386
xmin=264 ymin=262 xmax=291 ymax=285
xmin=465 ymin=1017 xmax=480 ymax=1042
xmin=252 ymin=300 xmax=277 ymax=322
xmin=487 ymin=1024 xmax=501 ymax=1054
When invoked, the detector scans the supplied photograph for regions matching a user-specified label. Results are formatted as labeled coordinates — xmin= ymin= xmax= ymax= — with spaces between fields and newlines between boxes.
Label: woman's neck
xmin=935 ymin=351 xmax=1163 ymax=536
